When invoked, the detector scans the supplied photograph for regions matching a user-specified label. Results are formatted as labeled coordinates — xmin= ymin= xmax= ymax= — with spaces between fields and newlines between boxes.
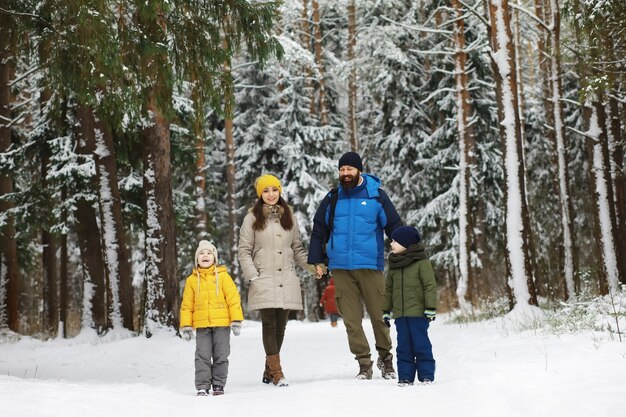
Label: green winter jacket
xmin=383 ymin=244 xmax=437 ymax=318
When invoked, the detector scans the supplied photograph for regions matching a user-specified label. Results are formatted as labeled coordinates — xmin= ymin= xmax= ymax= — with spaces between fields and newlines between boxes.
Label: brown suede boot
xmin=266 ymin=354 xmax=289 ymax=387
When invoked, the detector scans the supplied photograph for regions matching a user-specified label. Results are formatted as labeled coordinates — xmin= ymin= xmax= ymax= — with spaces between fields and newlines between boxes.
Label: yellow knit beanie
xmin=255 ymin=174 xmax=282 ymax=198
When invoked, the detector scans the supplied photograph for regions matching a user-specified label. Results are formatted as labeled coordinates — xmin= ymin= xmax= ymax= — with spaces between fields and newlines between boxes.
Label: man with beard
xmin=308 ymin=151 xmax=402 ymax=380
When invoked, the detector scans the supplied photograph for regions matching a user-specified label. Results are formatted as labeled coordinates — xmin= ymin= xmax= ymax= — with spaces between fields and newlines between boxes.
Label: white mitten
xmin=181 ymin=327 xmax=194 ymax=341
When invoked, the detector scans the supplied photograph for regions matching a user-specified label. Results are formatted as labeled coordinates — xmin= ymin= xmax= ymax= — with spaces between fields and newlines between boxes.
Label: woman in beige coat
xmin=238 ymin=174 xmax=311 ymax=387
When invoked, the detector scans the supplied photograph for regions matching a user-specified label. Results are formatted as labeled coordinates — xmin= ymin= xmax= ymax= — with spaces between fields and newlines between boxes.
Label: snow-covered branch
xmin=456 ymin=0 xmax=489 ymax=27
xmin=409 ymin=48 xmax=457 ymax=56
xmin=566 ymin=125 xmax=599 ymax=140
xmin=379 ymin=15 xmax=453 ymax=34
xmin=420 ymin=88 xmax=457 ymax=105
xmin=509 ymin=3 xmax=551 ymax=32
xmin=8 ymin=64 xmax=40 ymax=87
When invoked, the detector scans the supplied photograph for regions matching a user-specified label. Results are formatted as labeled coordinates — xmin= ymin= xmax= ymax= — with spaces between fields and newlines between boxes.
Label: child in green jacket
xmin=383 ymin=226 xmax=437 ymax=386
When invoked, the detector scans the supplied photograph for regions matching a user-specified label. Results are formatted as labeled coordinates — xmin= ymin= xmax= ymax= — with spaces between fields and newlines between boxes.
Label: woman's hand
xmin=315 ymin=264 xmax=327 ymax=278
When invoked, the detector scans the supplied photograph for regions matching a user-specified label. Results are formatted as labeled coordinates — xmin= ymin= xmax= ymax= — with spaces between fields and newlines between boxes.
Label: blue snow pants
xmin=394 ymin=317 xmax=435 ymax=382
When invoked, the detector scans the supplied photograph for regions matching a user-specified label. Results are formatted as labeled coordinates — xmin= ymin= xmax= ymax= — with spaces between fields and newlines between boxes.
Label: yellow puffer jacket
xmin=180 ymin=265 xmax=244 ymax=328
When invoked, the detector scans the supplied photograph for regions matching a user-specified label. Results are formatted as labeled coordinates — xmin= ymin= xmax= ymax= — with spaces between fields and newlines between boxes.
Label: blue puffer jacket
xmin=308 ymin=174 xmax=402 ymax=271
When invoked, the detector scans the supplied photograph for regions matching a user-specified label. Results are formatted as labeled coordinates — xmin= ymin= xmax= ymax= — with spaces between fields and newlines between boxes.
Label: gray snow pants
xmin=195 ymin=327 xmax=231 ymax=389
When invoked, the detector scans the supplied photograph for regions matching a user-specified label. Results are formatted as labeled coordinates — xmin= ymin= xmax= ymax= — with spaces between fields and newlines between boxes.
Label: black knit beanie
xmin=338 ymin=152 xmax=363 ymax=171
xmin=391 ymin=226 xmax=422 ymax=248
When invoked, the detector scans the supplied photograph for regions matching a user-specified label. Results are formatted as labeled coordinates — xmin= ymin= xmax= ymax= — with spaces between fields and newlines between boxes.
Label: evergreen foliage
xmin=0 ymin=0 xmax=624 ymax=336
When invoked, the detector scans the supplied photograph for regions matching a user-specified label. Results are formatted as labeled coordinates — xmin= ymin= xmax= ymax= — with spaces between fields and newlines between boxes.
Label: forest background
xmin=0 ymin=0 xmax=624 ymax=339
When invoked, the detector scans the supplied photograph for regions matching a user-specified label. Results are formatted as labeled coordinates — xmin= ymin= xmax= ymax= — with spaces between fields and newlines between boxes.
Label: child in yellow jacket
xmin=180 ymin=240 xmax=243 ymax=396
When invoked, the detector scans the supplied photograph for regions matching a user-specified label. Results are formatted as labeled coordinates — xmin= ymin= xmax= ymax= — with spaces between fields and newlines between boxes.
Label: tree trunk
xmin=59 ymin=186 xmax=68 ymax=338
xmin=569 ymin=0 xmax=608 ymax=295
xmin=451 ymin=0 xmax=475 ymax=310
xmin=311 ymin=0 xmax=329 ymax=125
xmin=513 ymin=0 xmax=526 ymax=141
xmin=487 ymin=0 xmax=537 ymax=307
xmin=527 ymin=0 xmax=552 ymax=301
xmin=549 ymin=0 xmax=576 ymax=299
xmin=191 ymin=73 xmax=209 ymax=240
xmin=137 ymin=1 xmax=179 ymax=335
xmin=0 ymin=30 xmax=19 ymax=332
xmin=602 ymin=32 xmax=626 ymax=284
xmin=299 ymin=0 xmax=316 ymax=118
xmin=74 ymin=104 xmax=109 ymax=333
xmin=301 ymin=0 xmax=311 ymax=45
xmin=93 ymin=113 xmax=134 ymax=331
xmin=41 ymin=150 xmax=59 ymax=336
xmin=224 ymin=117 xmax=237 ymax=269
xmin=142 ymin=93 xmax=179 ymax=334
xmin=607 ymin=95 xmax=626 ymax=284
xmin=347 ymin=0 xmax=358 ymax=152
xmin=587 ymin=100 xmax=621 ymax=294
xmin=222 ymin=45 xmax=237 ymax=271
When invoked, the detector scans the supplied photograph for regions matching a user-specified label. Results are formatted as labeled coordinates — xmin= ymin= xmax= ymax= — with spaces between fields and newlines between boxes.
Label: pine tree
xmin=0 ymin=5 xmax=22 ymax=332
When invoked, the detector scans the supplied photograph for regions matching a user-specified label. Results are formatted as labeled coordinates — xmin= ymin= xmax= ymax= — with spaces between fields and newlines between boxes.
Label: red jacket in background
xmin=319 ymin=278 xmax=338 ymax=314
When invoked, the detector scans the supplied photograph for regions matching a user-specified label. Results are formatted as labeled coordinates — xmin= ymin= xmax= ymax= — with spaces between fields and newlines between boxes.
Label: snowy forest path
xmin=1 ymin=319 xmax=624 ymax=417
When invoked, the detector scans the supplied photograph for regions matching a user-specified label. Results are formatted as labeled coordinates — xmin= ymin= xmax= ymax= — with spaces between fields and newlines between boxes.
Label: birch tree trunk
xmin=451 ymin=0 xmax=475 ymax=310
xmin=487 ymin=0 xmax=538 ymax=307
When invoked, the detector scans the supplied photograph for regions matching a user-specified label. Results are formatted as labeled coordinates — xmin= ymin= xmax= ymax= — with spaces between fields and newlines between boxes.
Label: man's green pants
xmin=331 ymin=269 xmax=392 ymax=363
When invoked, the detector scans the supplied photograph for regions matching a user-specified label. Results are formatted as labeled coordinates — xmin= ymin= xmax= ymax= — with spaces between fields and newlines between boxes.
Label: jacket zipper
xmin=401 ymin=269 xmax=405 ymax=316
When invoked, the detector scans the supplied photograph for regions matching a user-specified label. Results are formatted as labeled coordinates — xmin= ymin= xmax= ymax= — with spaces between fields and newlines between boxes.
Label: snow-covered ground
xmin=1 ymin=315 xmax=625 ymax=417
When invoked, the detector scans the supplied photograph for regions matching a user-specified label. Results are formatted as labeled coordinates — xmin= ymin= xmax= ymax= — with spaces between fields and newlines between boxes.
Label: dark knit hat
xmin=391 ymin=226 xmax=421 ymax=248
xmin=338 ymin=152 xmax=363 ymax=171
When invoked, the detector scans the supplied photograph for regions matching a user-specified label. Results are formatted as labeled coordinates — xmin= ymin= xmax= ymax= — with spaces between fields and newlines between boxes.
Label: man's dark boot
xmin=377 ymin=353 xmax=396 ymax=379
xmin=356 ymin=358 xmax=373 ymax=380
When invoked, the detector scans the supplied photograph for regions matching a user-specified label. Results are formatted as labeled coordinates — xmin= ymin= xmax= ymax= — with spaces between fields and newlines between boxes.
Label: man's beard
xmin=340 ymin=172 xmax=360 ymax=191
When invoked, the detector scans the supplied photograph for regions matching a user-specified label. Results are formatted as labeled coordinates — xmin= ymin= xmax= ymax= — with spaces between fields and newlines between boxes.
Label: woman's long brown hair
xmin=252 ymin=196 xmax=294 ymax=231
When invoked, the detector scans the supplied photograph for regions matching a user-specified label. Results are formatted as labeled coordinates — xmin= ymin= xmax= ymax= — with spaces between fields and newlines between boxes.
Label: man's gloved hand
xmin=306 ymin=264 xmax=317 ymax=274
xmin=424 ymin=309 xmax=437 ymax=322
xmin=181 ymin=327 xmax=194 ymax=341
xmin=383 ymin=312 xmax=391 ymax=328
xmin=231 ymin=321 xmax=242 ymax=336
